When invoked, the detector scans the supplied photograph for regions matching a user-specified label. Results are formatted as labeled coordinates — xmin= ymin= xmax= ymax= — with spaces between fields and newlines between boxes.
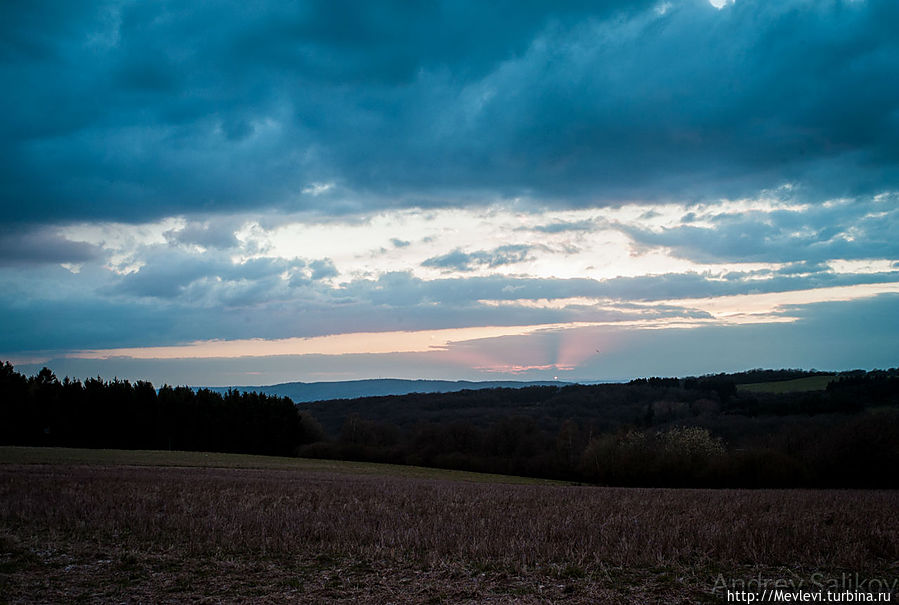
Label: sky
xmin=2 ymin=0 xmax=898 ymax=386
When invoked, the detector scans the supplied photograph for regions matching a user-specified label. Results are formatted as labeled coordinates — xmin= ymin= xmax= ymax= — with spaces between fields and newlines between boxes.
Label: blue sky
xmin=2 ymin=0 xmax=898 ymax=386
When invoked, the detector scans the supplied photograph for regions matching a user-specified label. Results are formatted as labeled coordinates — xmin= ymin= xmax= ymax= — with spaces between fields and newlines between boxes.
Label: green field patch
xmin=0 ymin=446 xmax=564 ymax=485
xmin=737 ymin=375 xmax=835 ymax=393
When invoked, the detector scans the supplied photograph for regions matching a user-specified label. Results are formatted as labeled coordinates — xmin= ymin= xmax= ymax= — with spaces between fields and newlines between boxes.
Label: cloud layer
xmin=3 ymin=0 xmax=899 ymax=224
xmin=2 ymin=201 xmax=898 ymax=360
xmin=3 ymin=1 xmax=899 ymax=384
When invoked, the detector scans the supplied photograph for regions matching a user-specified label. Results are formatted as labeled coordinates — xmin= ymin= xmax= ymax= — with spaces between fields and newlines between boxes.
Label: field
xmin=736 ymin=375 xmax=836 ymax=393
xmin=0 ymin=447 xmax=561 ymax=486
xmin=2 ymin=448 xmax=897 ymax=603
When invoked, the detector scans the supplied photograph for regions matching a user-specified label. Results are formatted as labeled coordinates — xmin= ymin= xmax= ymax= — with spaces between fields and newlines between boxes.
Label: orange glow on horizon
xmin=69 ymin=323 xmax=592 ymax=361
xmin=55 ymin=281 xmax=899 ymax=364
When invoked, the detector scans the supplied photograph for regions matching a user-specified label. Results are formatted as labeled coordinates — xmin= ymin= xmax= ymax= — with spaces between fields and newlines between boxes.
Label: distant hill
xmin=201 ymin=378 xmax=572 ymax=403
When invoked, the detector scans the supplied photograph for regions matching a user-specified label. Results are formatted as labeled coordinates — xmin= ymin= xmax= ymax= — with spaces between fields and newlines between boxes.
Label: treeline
xmin=0 ymin=363 xmax=322 ymax=457
xmin=2 ymin=361 xmax=898 ymax=487
xmin=297 ymin=369 xmax=899 ymax=488
xmin=298 ymin=403 xmax=899 ymax=489
xmin=297 ymin=371 xmax=894 ymax=439
xmin=701 ymin=368 xmax=832 ymax=385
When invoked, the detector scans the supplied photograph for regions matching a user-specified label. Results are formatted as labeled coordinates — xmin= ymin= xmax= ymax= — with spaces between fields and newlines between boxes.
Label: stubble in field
xmin=1 ymin=463 xmax=897 ymax=603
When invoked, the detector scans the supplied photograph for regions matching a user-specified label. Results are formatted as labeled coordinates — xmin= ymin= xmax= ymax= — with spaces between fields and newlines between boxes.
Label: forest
xmin=2 ymin=361 xmax=897 ymax=488
xmin=0 ymin=363 xmax=321 ymax=457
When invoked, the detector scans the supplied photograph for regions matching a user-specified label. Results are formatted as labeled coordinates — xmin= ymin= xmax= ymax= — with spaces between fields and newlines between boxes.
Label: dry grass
xmin=2 ymin=462 xmax=897 ymax=603
xmin=0 ymin=446 xmax=564 ymax=485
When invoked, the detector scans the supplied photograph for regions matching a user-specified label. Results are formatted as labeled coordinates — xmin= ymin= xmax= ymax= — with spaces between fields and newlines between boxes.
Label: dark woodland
xmin=2 ymin=361 xmax=897 ymax=488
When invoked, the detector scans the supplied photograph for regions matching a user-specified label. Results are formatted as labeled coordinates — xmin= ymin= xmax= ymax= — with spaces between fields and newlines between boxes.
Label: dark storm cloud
xmin=530 ymin=220 xmax=598 ymax=234
xmin=771 ymin=261 xmax=830 ymax=276
xmin=422 ymin=245 xmax=535 ymax=272
xmin=621 ymin=196 xmax=899 ymax=263
xmin=113 ymin=247 xmax=323 ymax=299
xmin=0 ymin=228 xmax=101 ymax=266
xmin=3 ymin=0 xmax=897 ymax=224
xmin=165 ymin=221 xmax=240 ymax=250
xmin=0 ymin=296 xmax=178 ymax=352
xmin=309 ymin=258 xmax=338 ymax=280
